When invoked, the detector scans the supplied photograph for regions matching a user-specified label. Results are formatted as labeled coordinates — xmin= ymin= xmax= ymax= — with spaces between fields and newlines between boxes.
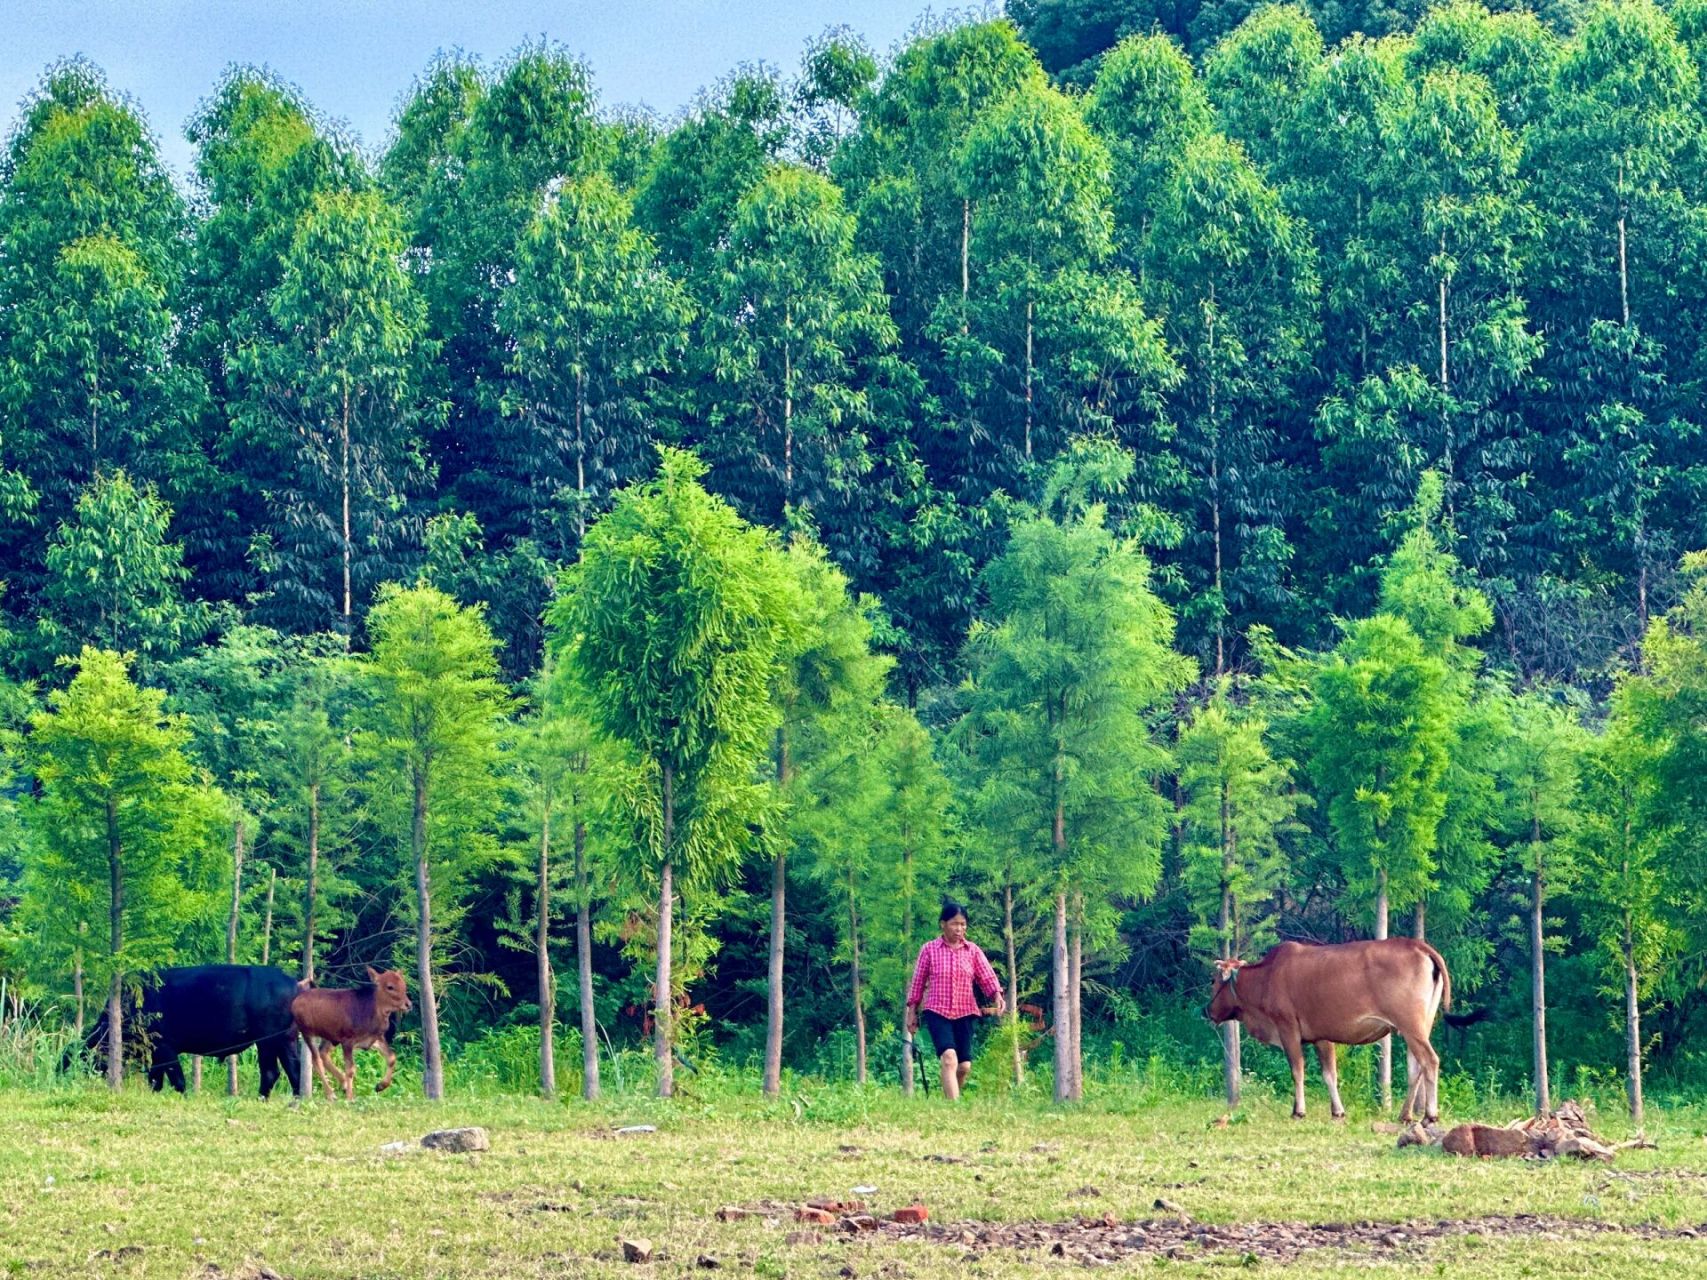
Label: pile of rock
xmin=1397 ymin=1101 xmax=1629 ymax=1161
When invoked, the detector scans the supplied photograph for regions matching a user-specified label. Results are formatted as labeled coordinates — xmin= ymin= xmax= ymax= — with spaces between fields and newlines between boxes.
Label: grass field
xmin=4 ymin=1078 xmax=1707 ymax=1279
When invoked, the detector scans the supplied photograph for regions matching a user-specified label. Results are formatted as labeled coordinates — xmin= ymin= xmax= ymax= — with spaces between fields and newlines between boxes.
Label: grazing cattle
xmin=72 ymin=965 xmax=302 ymax=1098
xmin=1207 ymin=938 xmax=1451 ymax=1123
xmin=291 ymin=967 xmax=411 ymax=1100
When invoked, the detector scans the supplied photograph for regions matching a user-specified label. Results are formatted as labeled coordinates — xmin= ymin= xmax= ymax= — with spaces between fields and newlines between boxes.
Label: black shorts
xmin=921 ymin=1010 xmax=975 ymax=1063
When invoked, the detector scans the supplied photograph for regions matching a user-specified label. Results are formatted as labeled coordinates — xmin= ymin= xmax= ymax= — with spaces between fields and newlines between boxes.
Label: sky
xmin=3 ymin=1 xmax=961 ymax=183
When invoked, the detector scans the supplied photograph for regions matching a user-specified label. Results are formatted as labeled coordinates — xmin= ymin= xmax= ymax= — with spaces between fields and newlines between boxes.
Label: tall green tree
xmin=234 ymin=188 xmax=434 ymax=636
xmin=548 ymin=449 xmax=795 ymax=1096
xmin=1307 ymin=612 xmax=1452 ymax=1108
xmin=1204 ymin=5 xmax=1324 ymax=174
xmin=959 ymin=442 xmax=1191 ymax=1101
xmin=34 ymin=472 xmax=195 ymax=679
xmin=364 ymin=585 xmax=511 ymax=1100
xmin=21 ymin=648 xmax=224 ymax=1087
xmin=1178 ymin=687 xmax=1302 ymax=1106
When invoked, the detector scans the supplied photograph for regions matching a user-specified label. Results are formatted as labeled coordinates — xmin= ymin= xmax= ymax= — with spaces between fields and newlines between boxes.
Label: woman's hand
xmin=904 ymin=1007 xmax=918 ymax=1037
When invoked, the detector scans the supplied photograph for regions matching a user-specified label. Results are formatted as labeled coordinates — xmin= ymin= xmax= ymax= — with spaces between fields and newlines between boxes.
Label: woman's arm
xmin=972 ymin=945 xmax=1006 ymax=1014
xmin=904 ymin=943 xmax=931 ymax=1033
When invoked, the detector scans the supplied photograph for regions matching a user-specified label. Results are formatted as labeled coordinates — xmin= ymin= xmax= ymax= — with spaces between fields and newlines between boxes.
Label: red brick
xmin=892 ymin=1205 xmax=929 ymax=1225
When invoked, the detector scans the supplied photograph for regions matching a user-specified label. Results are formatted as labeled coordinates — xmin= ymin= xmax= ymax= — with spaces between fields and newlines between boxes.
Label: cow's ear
xmin=366 ymin=965 xmax=381 ymax=983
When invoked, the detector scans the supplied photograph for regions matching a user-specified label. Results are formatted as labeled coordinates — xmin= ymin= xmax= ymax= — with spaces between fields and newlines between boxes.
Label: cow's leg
xmin=1315 ymin=1041 xmax=1346 ymax=1119
xmin=311 ymin=1039 xmax=341 ymax=1101
xmin=1402 ymin=1031 xmax=1442 ymax=1124
xmin=1284 ymin=1032 xmax=1307 ymax=1119
xmin=258 ymin=1040 xmax=280 ymax=1099
xmin=374 ymin=1040 xmax=397 ymax=1093
xmin=152 ymin=1044 xmax=186 ymax=1094
xmin=278 ymin=1033 xmax=302 ymax=1101
xmin=341 ymin=1043 xmax=356 ymax=1101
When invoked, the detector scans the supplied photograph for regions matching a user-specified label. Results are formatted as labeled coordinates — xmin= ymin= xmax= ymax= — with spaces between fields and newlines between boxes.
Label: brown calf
xmin=1207 ymin=938 xmax=1451 ymax=1123
xmin=291 ymin=967 xmax=412 ymax=1100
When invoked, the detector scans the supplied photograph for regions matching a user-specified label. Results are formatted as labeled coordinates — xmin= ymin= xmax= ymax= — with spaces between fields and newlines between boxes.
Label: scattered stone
xmin=795 ymin=1208 xmax=837 ymax=1226
xmin=695 ymin=1254 xmax=721 ymax=1269
xmin=837 ymin=1267 xmax=857 ymax=1279
xmin=615 ymin=1125 xmax=658 ymax=1136
xmin=619 ymin=1237 xmax=652 ymax=1264
xmin=841 ymin=1216 xmax=879 ymax=1233
xmin=232 ymin=1267 xmax=286 ymax=1280
xmin=420 ymin=1127 xmax=489 ymax=1154
xmin=378 ymin=1141 xmax=413 ymax=1157
xmin=892 ymin=1205 xmax=929 ymax=1225
xmin=851 ymin=1185 xmax=878 ymax=1196
xmin=1072 ymin=1185 xmax=1102 ymax=1198
xmin=784 ymin=1230 xmax=822 ymax=1246
xmin=1153 ymin=1198 xmax=1186 ymax=1215
xmin=959 ymin=1229 xmax=977 ymax=1246
xmin=926 ymin=1154 xmax=967 ymax=1164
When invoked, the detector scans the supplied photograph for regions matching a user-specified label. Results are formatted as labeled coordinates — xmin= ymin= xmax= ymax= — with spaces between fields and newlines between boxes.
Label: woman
xmin=904 ymin=899 xmax=1006 ymax=1099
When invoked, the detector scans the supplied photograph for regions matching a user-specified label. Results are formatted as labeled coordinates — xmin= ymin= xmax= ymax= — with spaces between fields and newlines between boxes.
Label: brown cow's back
xmin=1242 ymin=939 xmax=1446 ymax=1046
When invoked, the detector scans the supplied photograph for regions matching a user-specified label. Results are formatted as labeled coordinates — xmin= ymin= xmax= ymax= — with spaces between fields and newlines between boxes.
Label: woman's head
xmin=939 ymin=898 xmax=968 ymax=941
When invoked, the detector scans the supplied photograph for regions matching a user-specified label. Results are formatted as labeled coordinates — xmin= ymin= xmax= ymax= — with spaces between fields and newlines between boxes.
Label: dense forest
xmin=1 ymin=0 xmax=1704 ymax=1113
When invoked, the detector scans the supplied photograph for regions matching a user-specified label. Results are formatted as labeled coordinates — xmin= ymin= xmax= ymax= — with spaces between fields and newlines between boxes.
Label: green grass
xmin=4 ymin=1075 xmax=1707 ymax=1278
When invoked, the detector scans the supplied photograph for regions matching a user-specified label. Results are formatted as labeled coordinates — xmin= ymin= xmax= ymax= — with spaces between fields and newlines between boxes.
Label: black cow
xmin=73 ymin=965 xmax=303 ymax=1098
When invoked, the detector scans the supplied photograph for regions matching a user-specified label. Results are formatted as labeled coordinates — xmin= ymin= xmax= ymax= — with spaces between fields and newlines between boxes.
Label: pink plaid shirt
xmin=906 ymin=937 xmax=1002 ymax=1018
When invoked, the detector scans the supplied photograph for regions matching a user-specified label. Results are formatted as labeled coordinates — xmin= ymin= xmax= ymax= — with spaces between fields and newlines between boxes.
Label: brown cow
xmin=1207 ymin=938 xmax=1451 ymax=1123
xmin=291 ymin=967 xmax=412 ymax=1101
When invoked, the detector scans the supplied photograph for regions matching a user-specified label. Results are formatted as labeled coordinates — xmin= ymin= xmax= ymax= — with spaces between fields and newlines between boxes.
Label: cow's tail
xmin=1419 ymin=940 xmax=1452 ymax=1014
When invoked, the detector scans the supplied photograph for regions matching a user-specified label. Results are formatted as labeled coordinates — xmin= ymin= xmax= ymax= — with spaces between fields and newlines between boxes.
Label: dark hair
xmin=939 ymin=898 xmax=967 ymax=924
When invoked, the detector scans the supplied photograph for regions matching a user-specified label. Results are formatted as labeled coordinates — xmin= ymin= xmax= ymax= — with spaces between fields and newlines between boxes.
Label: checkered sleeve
xmin=905 ymin=941 xmax=932 ymax=1007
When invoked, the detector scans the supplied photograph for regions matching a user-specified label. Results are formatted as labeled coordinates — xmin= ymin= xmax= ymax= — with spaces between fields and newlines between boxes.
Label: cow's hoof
xmin=1331 ymin=1110 xmax=1347 ymax=1122
xmin=1291 ymin=1110 xmax=1306 ymax=1121
xmin=375 ymin=1081 xmax=390 ymax=1093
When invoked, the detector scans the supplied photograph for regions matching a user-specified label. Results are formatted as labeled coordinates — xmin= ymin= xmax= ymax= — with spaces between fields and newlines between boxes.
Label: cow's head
xmin=1206 ymin=958 xmax=1246 ymax=1024
xmin=366 ymin=966 xmax=414 ymax=1016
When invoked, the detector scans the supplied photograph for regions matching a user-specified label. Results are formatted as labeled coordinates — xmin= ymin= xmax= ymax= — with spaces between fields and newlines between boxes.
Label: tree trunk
xmin=1051 ymin=891 xmax=1069 ymax=1103
xmin=901 ymin=840 xmax=915 ymax=1097
xmin=1439 ymin=229 xmax=1453 ymax=488
xmin=415 ymin=768 xmax=444 ymax=1101
xmin=193 ymin=1056 xmax=203 ymax=1093
xmin=341 ymin=384 xmax=352 ymax=635
xmin=1005 ymin=878 xmax=1022 ymax=1088
xmin=576 ymin=814 xmax=599 ymax=1101
xmin=261 ymin=866 xmax=276 ymax=965
xmin=1532 ymin=838 xmax=1549 ymax=1117
xmin=1625 ymin=931 xmax=1643 ymax=1129
xmin=1375 ymin=867 xmax=1391 ymax=1110
xmin=538 ymin=804 xmax=556 ymax=1099
xmin=228 ymin=818 xmax=245 ymax=1097
xmin=1068 ymin=895 xmax=1083 ymax=1102
xmin=299 ymin=781 xmax=320 ymax=1101
xmin=783 ymin=328 xmax=794 ymax=500
xmin=763 ymin=729 xmax=788 ymax=1097
xmin=1024 ymin=295 xmax=1034 ymax=461
xmin=655 ymin=763 xmax=675 ymax=1099
xmin=850 ymin=874 xmax=867 ymax=1086
xmin=1219 ymin=804 xmax=1240 ymax=1107
xmin=106 ymin=797 xmax=123 ymax=1090
xmin=73 ymin=944 xmax=85 ymax=1042
xmin=1413 ymin=899 xmax=1427 ymax=941
xmin=1206 ymin=291 xmax=1224 ymax=676
xmin=960 ymin=198 xmax=971 ymax=331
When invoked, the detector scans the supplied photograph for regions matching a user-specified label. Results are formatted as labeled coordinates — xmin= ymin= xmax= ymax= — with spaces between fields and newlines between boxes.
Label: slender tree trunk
xmin=783 ymin=327 xmax=794 ymax=500
xmin=73 ymin=942 xmax=85 ymax=1042
xmin=1376 ymin=866 xmax=1391 ymax=1110
xmin=575 ymin=367 xmax=587 ymax=546
xmin=299 ymin=780 xmax=320 ymax=1100
xmin=901 ymin=839 xmax=916 ymax=1097
xmin=960 ymin=198 xmax=971 ymax=332
xmin=1413 ymin=899 xmax=1427 ymax=941
xmin=341 ymin=384 xmax=352 ymax=634
xmin=764 ymin=729 xmax=788 ymax=1097
xmin=1206 ymin=291 xmax=1225 ymax=676
xmin=1068 ymin=894 xmax=1083 ymax=1102
xmin=850 ymin=874 xmax=867 ymax=1085
xmin=1439 ymin=230 xmax=1453 ymax=489
xmin=1219 ymin=788 xmax=1240 ymax=1107
xmin=655 ymin=763 xmax=675 ymax=1098
xmin=1005 ymin=878 xmax=1022 ymax=1088
xmin=576 ymin=809 xmax=599 ymax=1101
xmin=106 ymin=797 xmax=123 ymax=1090
xmin=414 ymin=767 xmax=444 ymax=1101
xmin=1624 ymin=928 xmax=1643 ymax=1129
xmin=228 ymin=818 xmax=245 ymax=1096
xmin=1051 ymin=891 xmax=1069 ymax=1103
xmin=1532 ymin=830 xmax=1549 ymax=1117
xmin=261 ymin=866 xmax=276 ymax=965
xmin=1618 ymin=158 xmax=1630 ymax=329
xmin=538 ymin=803 xmax=556 ymax=1099
xmin=193 ymin=1057 xmax=203 ymax=1093
xmin=1024 ymin=295 xmax=1034 ymax=460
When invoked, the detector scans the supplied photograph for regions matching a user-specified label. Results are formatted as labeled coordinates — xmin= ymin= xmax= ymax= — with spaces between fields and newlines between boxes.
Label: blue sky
xmin=4 ymin=1 xmax=960 ymax=183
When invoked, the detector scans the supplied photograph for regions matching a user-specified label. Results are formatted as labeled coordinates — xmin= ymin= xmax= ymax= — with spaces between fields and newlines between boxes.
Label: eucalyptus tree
xmin=548 ymin=449 xmax=796 ymax=1096
xmin=498 ymin=173 xmax=693 ymax=562
xmin=233 ymin=187 xmax=434 ymax=636
xmin=21 ymin=648 xmax=225 ymax=1087
xmin=1144 ymin=134 xmax=1318 ymax=670
xmin=1178 ymin=687 xmax=1301 ymax=1106
xmin=959 ymin=442 xmax=1191 ymax=1102
xmin=363 ymin=585 xmax=511 ymax=1100
xmin=0 ymin=62 xmax=198 ymax=600
xmin=703 ymin=166 xmax=897 ymax=539
xmin=1203 ymin=5 xmax=1324 ymax=175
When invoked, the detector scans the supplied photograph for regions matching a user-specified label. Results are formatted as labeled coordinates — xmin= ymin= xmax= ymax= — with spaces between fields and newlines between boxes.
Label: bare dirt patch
xmin=714 ymin=1210 xmax=1707 ymax=1266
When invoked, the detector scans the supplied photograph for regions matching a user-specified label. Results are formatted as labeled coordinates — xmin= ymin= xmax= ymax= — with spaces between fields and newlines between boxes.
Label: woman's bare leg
xmin=939 ymin=1050 xmax=960 ymax=1100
